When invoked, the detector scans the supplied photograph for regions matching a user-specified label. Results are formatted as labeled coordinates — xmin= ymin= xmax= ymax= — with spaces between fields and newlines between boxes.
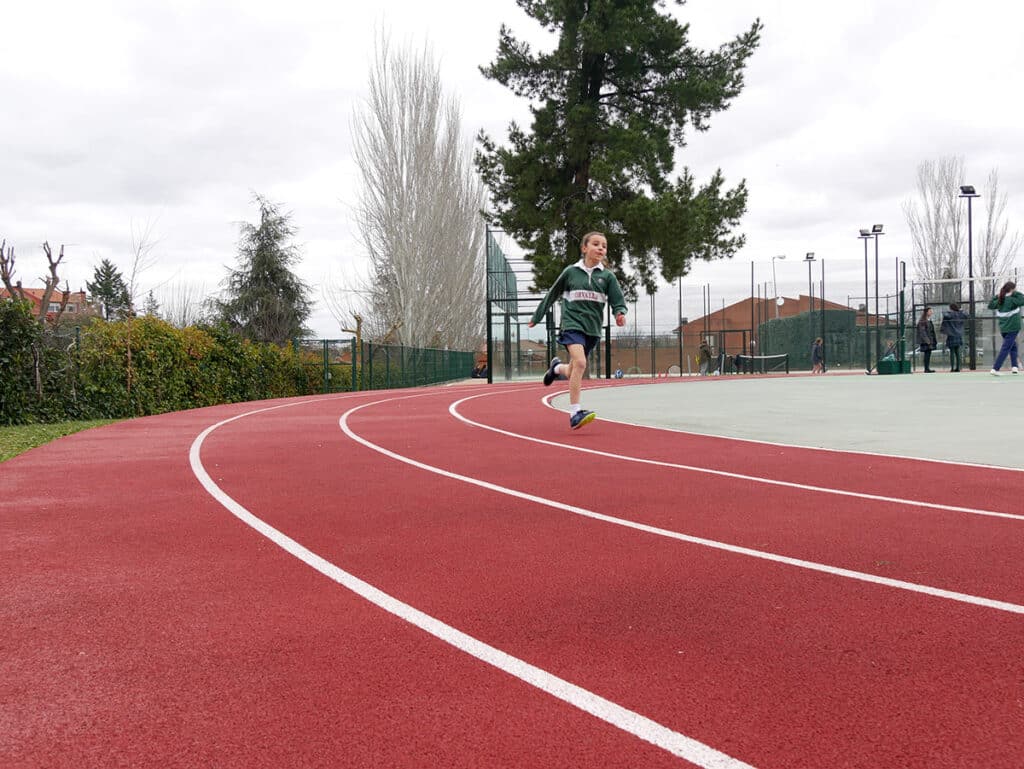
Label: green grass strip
xmin=0 ymin=420 xmax=120 ymax=462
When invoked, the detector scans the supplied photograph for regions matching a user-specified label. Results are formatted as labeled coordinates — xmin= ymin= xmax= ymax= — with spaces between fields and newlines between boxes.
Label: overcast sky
xmin=3 ymin=0 xmax=1022 ymax=337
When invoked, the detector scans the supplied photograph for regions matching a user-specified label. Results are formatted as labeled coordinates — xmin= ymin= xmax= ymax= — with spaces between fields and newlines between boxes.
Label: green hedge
xmin=0 ymin=307 xmax=322 ymax=425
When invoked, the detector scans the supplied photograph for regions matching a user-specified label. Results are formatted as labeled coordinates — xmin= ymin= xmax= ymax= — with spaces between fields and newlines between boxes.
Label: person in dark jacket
xmin=916 ymin=307 xmax=937 ymax=373
xmin=810 ymin=337 xmax=824 ymax=374
xmin=939 ymin=302 xmax=968 ymax=372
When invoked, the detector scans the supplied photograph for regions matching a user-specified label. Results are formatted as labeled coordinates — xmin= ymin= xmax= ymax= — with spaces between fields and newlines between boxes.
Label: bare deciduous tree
xmin=903 ymin=157 xmax=1020 ymax=297
xmin=157 ymin=281 xmax=211 ymax=328
xmin=975 ymin=169 xmax=1022 ymax=297
xmin=0 ymin=238 xmax=70 ymax=326
xmin=902 ymin=156 xmax=966 ymax=281
xmin=125 ymin=219 xmax=162 ymax=313
xmin=340 ymin=34 xmax=487 ymax=350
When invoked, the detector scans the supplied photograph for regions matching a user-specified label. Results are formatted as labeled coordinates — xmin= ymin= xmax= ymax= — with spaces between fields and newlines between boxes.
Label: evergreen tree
xmin=476 ymin=1 xmax=762 ymax=292
xmin=142 ymin=290 xmax=161 ymax=317
xmin=86 ymin=258 xmax=132 ymax=320
xmin=217 ymin=193 xmax=312 ymax=345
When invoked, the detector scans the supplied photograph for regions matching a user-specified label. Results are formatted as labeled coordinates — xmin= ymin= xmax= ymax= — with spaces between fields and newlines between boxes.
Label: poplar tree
xmin=476 ymin=0 xmax=762 ymax=292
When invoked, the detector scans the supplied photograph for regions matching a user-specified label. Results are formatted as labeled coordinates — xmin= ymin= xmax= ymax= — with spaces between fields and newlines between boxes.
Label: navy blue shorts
xmin=557 ymin=329 xmax=600 ymax=357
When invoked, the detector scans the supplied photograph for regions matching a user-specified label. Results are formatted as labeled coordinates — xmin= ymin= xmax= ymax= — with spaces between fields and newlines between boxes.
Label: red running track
xmin=2 ymin=382 xmax=1023 ymax=768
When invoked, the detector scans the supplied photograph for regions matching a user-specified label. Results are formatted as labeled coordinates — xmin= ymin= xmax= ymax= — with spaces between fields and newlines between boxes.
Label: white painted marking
xmin=189 ymin=396 xmax=757 ymax=769
xmin=442 ymin=391 xmax=1024 ymax=523
xmin=341 ymin=398 xmax=1024 ymax=615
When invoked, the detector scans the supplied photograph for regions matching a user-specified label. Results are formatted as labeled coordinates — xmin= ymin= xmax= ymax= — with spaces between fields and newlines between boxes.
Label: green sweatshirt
xmin=530 ymin=260 xmax=628 ymax=338
xmin=987 ymin=290 xmax=1024 ymax=334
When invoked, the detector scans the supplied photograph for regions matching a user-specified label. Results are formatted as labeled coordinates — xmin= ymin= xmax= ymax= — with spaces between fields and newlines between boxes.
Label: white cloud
xmin=2 ymin=0 xmax=1023 ymax=337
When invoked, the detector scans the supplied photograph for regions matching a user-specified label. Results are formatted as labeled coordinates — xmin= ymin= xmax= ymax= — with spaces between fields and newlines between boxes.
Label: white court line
xmin=341 ymin=395 xmax=1024 ymax=615
xmin=445 ymin=390 xmax=1024 ymax=524
xmin=189 ymin=396 xmax=756 ymax=769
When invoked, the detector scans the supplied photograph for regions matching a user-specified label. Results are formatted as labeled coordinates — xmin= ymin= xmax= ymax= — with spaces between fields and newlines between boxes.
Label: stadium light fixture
xmin=959 ymin=185 xmax=981 ymax=369
xmin=871 ymin=224 xmax=884 ymax=234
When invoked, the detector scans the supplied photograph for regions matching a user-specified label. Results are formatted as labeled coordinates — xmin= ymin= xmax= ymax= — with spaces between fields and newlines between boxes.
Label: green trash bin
xmin=876 ymin=359 xmax=911 ymax=374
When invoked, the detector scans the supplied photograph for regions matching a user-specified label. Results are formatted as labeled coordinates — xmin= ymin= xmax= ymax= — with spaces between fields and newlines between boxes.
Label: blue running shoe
xmin=543 ymin=357 xmax=562 ymax=386
xmin=569 ymin=409 xmax=595 ymax=430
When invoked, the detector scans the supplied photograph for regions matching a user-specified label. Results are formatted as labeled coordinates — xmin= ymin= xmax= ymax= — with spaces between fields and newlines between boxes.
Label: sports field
xmin=3 ymin=373 xmax=1022 ymax=768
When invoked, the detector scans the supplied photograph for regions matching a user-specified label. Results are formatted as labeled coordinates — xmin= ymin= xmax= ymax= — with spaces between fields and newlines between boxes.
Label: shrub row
xmin=1 ymin=301 xmax=323 ymax=425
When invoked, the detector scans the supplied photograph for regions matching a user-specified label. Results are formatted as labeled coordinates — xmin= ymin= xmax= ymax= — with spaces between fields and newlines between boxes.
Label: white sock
xmin=570 ymin=404 xmax=581 ymax=414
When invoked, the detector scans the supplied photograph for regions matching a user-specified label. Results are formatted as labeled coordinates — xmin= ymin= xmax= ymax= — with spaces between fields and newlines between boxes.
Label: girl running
xmin=987 ymin=280 xmax=1024 ymax=375
xmin=528 ymin=232 xmax=628 ymax=429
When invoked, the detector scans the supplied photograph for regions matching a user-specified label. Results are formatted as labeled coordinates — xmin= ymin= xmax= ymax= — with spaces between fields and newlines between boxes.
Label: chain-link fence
xmin=294 ymin=338 xmax=475 ymax=393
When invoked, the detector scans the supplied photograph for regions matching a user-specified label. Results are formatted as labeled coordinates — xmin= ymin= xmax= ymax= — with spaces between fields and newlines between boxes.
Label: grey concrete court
xmin=553 ymin=371 xmax=1024 ymax=470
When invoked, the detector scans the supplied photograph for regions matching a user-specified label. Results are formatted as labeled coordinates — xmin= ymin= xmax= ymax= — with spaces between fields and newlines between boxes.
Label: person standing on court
xmin=698 ymin=340 xmax=712 ymax=376
xmin=528 ymin=231 xmax=628 ymax=429
xmin=916 ymin=307 xmax=937 ymax=373
xmin=987 ymin=280 xmax=1024 ymax=375
xmin=810 ymin=337 xmax=824 ymax=374
xmin=939 ymin=302 xmax=968 ymax=372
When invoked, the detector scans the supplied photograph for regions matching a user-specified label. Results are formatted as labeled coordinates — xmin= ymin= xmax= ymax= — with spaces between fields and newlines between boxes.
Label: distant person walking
xmin=916 ymin=307 xmax=937 ymax=373
xmin=987 ymin=280 xmax=1024 ymax=376
xmin=939 ymin=302 xmax=968 ymax=372
xmin=810 ymin=337 xmax=824 ymax=374
xmin=529 ymin=231 xmax=628 ymax=429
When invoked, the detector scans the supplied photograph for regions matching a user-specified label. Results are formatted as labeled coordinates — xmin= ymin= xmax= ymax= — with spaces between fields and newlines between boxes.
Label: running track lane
xmin=200 ymin=388 xmax=1022 ymax=767
xmin=3 ymin=392 xmax=693 ymax=769
xmin=4 ymin=386 xmax=1023 ymax=767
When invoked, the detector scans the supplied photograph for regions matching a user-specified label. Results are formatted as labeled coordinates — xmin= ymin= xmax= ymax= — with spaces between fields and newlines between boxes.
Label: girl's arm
xmin=528 ymin=269 xmax=568 ymax=327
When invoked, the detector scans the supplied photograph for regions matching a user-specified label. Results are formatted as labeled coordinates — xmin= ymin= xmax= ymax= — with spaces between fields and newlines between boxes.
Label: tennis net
xmin=735 ymin=353 xmax=789 ymax=374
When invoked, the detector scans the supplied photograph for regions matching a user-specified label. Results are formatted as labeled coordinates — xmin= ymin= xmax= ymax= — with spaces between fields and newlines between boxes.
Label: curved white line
xmin=189 ymin=395 xmax=756 ymax=769
xmin=446 ymin=390 xmax=1023 ymax=523
xmin=341 ymin=397 xmax=1024 ymax=616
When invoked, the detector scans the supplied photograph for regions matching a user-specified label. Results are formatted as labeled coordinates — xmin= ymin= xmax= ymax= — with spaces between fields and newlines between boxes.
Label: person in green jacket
xmin=987 ymin=280 xmax=1024 ymax=375
xmin=528 ymin=231 xmax=628 ymax=429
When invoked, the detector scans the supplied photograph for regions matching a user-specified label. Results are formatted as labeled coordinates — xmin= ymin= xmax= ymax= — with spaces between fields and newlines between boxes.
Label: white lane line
xmin=190 ymin=398 xmax=757 ymax=769
xmin=445 ymin=391 xmax=1024 ymax=524
xmin=547 ymin=381 xmax=1024 ymax=473
xmin=341 ymin=397 xmax=1024 ymax=616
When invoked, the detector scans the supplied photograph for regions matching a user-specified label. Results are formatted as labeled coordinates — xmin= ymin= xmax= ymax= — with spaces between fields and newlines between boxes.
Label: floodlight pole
xmin=771 ymin=255 xmax=785 ymax=318
xmin=805 ymin=252 xmax=815 ymax=351
xmin=677 ymin=275 xmax=683 ymax=372
xmin=959 ymin=186 xmax=980 ymax=370
xmin=858 ymin=230 xmax=873 ymax=373
xmin=874 ymin=231 xmax=883 ymax=365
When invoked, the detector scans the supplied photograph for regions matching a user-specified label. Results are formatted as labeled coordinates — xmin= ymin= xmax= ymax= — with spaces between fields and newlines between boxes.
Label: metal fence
xmin=296 ymin=338 xmax=476 ymax=393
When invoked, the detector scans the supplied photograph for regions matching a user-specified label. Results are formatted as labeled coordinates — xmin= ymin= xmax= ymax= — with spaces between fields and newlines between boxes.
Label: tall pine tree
xmin=476 ymin=1 xmax=761 ymax=292
xmin=86 ymin=258 xmax=132 ymax=320
xmin=217 ymin=193 xmax=312 ymax=345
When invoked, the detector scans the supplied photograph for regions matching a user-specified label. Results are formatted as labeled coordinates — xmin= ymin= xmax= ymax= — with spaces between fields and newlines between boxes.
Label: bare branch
xmin=36 ymin=242 xmax=67 ymax=325
xmin=1 ymin=239 xmax=26 ymax=300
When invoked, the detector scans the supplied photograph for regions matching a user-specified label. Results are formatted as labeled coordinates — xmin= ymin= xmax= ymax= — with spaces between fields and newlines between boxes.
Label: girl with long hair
xmin=528 ymin=232 xmax=628 ymax=429
xmin=987 ymin=280 xmax=1024 ymax=375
